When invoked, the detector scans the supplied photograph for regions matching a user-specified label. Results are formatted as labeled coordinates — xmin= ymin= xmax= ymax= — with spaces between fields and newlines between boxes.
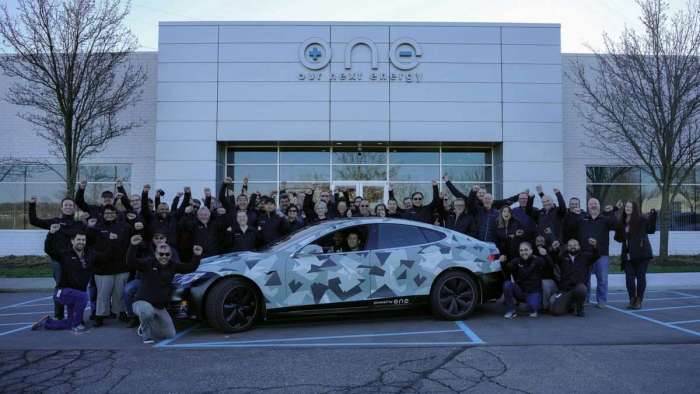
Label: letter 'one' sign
xmin=299 ymin=37 xmax=423 ymax=71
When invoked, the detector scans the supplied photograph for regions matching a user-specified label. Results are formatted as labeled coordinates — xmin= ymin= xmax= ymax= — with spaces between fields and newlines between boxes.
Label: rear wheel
xmin=430 ymin=271 xmax=479 ymax=320
xmin=205 ymin=278 xmax=260 ymax=333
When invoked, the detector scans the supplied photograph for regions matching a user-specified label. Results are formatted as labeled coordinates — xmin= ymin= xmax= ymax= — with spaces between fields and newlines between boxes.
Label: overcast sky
xmin=3 ymin=0 xmax=693 ymax=52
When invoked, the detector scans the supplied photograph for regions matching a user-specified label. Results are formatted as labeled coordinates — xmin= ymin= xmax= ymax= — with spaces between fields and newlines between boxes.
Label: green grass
xmin=0 ymin=266 xmax=53 ymax=278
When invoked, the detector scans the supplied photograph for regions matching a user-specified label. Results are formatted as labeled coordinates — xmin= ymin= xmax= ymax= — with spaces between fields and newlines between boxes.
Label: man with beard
xmin=502 ymin=242 xmax=550 ymax=319
xmin=550 ymin=238 xmax=599 ymax=317
xmin=400 ymin=180 xmax=439 ymax=224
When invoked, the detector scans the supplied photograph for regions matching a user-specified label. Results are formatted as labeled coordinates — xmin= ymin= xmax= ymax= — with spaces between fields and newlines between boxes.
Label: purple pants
xmin=503 ymin=281 xmax=541 ymax=313
xmin=44 ymin=288 xmax=88 ymax=330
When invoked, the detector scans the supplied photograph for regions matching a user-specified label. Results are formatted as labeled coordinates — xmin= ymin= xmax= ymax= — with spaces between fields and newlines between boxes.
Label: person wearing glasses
xmin=442 ymin=198 xmax=476 ymax=237
xmin=86 ymin=205 xmax=133 ymax=327
xmin=285 ymin=205 xmax=305 ymax=232
xmin=357 ymin=201 xmax=372 ymax=217
xmin=127 ymin=235 xmax=203 ymax=344
xmin=399 ymin=180 xmax=440 ymax=224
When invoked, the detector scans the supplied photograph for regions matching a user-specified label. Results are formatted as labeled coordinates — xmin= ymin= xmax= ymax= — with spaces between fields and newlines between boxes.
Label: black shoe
xmin=118 ymin=312 xmax=128 ymax=322
xmin=109 ymin=313 xmax=117 ymax=319
xmin=127 ymin=316 xmax=139 ymax=328
xmin=90 ymin=311 xmax=96 ymax=321
xmin=576 ymin=304 xmax=585 ymax=317
xmin=93 ymin=316 xmax=104 ymax=327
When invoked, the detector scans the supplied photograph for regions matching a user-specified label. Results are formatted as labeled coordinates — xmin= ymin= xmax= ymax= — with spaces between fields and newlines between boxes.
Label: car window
xmin=421 ymin=227 xmax=446 ymax=243
xmin=376 ymin=223 xmax=428 ymax=249
xmin=308 ymin=224 xmax=370 ymax=254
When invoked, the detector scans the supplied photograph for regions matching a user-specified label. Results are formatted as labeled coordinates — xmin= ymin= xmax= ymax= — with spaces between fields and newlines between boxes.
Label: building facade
xmin=1 ymin=22 xmax=698 ymax=255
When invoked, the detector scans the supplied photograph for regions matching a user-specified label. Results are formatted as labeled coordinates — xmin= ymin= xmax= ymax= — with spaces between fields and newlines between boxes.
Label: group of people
xmin=27 ymin=174 xmax=657 ymax=343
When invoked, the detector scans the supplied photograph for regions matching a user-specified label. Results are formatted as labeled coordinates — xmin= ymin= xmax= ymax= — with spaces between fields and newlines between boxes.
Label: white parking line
xmin=0 ymin=311 xmax=52 ymax=317
xmin=0 ymin=296 xmax=52 ymax=311
xmin=608 ymin=296 xmax=699 ymax=303
xmin=635 ymin=305 xmax=700 ymax=312
xmin=0 ymin=324 xmax=33 ymax=337
xmin=0 ymin=322 xmax=33 ymax=326
xmin=667 ymin=319 xmax=700 ymax=325
xmin=607 ymin=304 xmax=700 ymax=338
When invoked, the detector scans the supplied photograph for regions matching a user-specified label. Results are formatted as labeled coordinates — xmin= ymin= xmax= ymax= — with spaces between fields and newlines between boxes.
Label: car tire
xmin=205 ymin=278 xmax=260 ymax=333
xmin=430 ymin=271 xmax=479 ymax=320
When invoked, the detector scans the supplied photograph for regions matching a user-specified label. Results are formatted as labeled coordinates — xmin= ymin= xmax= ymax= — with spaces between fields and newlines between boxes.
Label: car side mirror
xmin=296 ymin=244 xmax=323 ymax=256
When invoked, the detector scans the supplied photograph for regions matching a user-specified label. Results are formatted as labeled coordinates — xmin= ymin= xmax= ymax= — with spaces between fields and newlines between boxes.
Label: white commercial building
xmin=1 ymin=22 xmax=698 ymax=255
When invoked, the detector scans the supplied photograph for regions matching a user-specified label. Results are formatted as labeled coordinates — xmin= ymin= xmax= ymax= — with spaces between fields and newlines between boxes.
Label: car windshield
xmin=263 ymin=223 xmax=327 ymax=251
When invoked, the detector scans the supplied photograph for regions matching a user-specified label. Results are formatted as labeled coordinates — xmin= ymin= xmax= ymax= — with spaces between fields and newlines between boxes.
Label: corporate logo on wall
xmin=298 ymin=37 xmax=423 ymax=83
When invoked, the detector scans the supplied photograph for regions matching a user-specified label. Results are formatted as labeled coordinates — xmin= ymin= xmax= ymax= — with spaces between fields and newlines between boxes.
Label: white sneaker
xmin=137 ymin=324 xmax=144 ymax=337
xmin=595 ymin=302 xmax=606 ymax=309
xmin=504 ymin=311 xmax=516 ymax=319
xmin=72 ymin=324 xmax=89 ymax=334
xmin=529 ymin=311 xmax=538 ymax=318
xmin=143 ymin=338 xmax=155 ymax=344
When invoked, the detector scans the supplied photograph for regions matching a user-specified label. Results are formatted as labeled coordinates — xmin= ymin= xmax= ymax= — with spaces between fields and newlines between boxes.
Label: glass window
xmin=389 ymin=165 xmax=439 ymax=182
xmin=332 ymin=149 xmax=386 ymax=165
xmin=586 ymin=184 xmax=641 ymax=208
xmin=389 ymin=148 xmax=439 ymax=164
xmin=586 ymin=166 xmax=641 ymax=184
xmin=226 ymin=165 xmax=276 ymax=182
xmin=279 ymin=148 xmax=330 ymax=164
xmin=0 ymin=165 xmax=26 ymax=182
xmin=420 ymin=227 xmax=446 ymax=243
xmin=333 ymin=165 xmax=386 ymax=181
xmin=310 ymin=225 xmax=371 ymax=253
xmin=24 ymin=165 xmax=66 ymax=182
xmin=443 ymin=166 xmax=491 ymax=182
xmin=231 ymin=182 xmax=278 ymax=199
xmin=227 ymin=148 xmax=277 ymax=165
xmin=376 ymin=223 xmax=428 ymax=249
xmin=280 ymin=165 xmax=330 ymax=182
xmin=0 ymin=183 xmax=25 ymax=229
xmin=442 ymin=149 xmax=491 ymax=165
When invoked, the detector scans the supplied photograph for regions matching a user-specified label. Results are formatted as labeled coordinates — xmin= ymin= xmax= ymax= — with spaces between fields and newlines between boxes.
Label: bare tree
xmin=0 ymin=0 xmax=145 ymax=197
xmin=570 ymin=0 xmax=700 ymax=260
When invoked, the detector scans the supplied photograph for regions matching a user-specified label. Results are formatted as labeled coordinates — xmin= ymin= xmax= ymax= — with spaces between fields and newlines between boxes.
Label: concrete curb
xmin=1 ymin=273 xmax=698 ymax=293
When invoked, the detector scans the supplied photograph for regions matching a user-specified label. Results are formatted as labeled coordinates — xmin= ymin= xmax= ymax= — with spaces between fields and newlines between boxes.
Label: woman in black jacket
xmin=614 ymin=201 xmax=657 ymax=309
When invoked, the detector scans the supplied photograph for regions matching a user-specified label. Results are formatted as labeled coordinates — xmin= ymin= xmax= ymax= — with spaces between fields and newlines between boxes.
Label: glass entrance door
xmin=332 ymin=182 xmax=387 ymax=210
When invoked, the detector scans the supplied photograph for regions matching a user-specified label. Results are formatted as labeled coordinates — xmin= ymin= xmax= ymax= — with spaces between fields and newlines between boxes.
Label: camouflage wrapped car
xmin=173 ymin=217 xmax=503 ymax=333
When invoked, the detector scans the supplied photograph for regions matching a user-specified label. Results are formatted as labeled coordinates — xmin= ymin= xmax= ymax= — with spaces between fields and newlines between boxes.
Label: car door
xmin=284 ymin=224 xmax=373 ymax=307
xmin=368 ymin=223 xmax=446 ymax=299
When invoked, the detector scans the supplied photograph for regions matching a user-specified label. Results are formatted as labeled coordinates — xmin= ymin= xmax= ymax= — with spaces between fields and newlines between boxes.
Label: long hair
xmin=497 ymin=206 xmax=512 ymax=229
xmin=619 ymin=201 xmax=641 ymax=235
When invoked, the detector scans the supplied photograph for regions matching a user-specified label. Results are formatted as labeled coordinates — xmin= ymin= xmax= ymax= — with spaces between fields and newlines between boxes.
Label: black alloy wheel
xmin=430 ymin=271 xmax=478 ymax=320
xmin=206 ymin=278 xmax=260 ymax=333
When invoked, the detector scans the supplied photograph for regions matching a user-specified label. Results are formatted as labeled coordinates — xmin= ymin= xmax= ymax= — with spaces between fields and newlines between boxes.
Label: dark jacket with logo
xmin=531 ymin=192 xmax=567 ymax=242
xmin=221 ymin=225 xmax=260 ymax=252
xmin=256 ymin=211 xmax=289 ymax=247
xmin=127 ymin=244 xmax=201 ymax=309
xmin=505 ymin=255 xmax=549 ymax=293
xmin=554 ymin=247 xmax=600 ymax=292
xmin=444 ymin=211 xmax=476 ymax=237
xmin=615 ymin=211 xmax=657 ymax=262
xmin=44 ymin=233 xmax=97 ymax=291
xmin=88 ymin=220 xmax=132 ymax=275
xmin=577 ymin=212 xmax=617 ymax=256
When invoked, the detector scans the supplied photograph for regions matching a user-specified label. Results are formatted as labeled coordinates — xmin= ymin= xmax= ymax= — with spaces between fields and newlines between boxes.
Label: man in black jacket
xmin=29 ymin=196 xmax=86 ymax=319
xmin=577 ymin=198 xmax=617 ymax=308
xmin=532 ymin=185 xmax=567 ymax=243
xmin=221 ymin=211 xmax=260 ymax=252
xmin=401 ymin=180 xmax=440 ymax=224
xmin=443 ymin=198 xmax=476 ymax=237
xmin=550 ymin=238 xmax=599 ymax=317
xmin=179 ymin=206 xmax=221 ymax=261
xmin=502 ymin=241 xmax=550 ymax=319
xmin=75 ymin=180 xmax=118 ymax=221
xmin=127 ymin=235 xmax=202 ymax=344
xmin=256 ymin=197 xmax=289 ymax=247
xmin=562 ymin=197 xmax=585 ymax=245
xmin=32 ymin=229 xmax=98 ymax=333
xmin=87 ymin=205 xmax=132 ymax=326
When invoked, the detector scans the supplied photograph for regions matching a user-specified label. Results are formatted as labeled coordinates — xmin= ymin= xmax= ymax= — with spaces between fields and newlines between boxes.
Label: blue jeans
xmin=123 ymin=279 xmax=141 ymax=317
xmin=503 ymin=281 xmax=541 ymax=313
xmin=586 ymin=255 xmax=609 ymax=303
xmin=44 ymin=288 xmax=87 ymax=330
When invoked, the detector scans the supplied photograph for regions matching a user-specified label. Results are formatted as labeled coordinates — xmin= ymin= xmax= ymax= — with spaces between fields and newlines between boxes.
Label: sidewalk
xmin=1 ymin=273 xmax=699 ymax=292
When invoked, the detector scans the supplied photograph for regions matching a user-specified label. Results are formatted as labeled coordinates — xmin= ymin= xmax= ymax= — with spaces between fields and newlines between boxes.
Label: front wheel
xmin=430 ymin=271 xmax=479 ymax=320
xmin=205 ymin=278 xmax=260 ymax=333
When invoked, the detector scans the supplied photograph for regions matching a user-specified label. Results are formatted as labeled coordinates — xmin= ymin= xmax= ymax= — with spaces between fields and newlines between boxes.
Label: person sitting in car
xmin=345 ymin=232 xmax=362 ymax=252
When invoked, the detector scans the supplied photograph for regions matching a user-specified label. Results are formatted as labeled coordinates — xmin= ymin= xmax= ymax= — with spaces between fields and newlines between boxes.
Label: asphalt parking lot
xmin=1 ymin=289 xmax=700 ymax=392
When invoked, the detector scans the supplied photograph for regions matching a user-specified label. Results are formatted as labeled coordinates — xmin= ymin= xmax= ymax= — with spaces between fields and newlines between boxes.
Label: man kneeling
xmin=127 ymin=235 xmax=202 ymax=344
xmin=550 ymin=238 xmax=599 ymax=317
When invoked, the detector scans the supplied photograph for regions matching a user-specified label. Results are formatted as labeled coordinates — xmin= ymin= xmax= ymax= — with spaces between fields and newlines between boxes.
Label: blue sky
xmin=3 ymin=0 xmax=692 ymax=52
